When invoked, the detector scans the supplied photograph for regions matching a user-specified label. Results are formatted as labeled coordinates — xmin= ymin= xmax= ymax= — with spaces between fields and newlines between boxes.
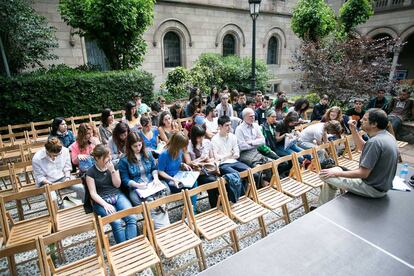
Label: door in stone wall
xmin=85 ymin=39 xmax=110 ymax=71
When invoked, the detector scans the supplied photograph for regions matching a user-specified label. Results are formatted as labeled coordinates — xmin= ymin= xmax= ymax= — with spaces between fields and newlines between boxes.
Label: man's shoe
xmin=309 ymin=206 xmax=318 ymax=211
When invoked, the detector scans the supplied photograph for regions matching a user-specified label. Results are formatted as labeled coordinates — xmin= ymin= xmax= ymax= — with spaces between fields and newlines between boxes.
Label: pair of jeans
xmin=93 ymin=193 xmax=138 ymax=244
xmin=219 ymin=161 xmax=258 ymax=188
xmin=197 ymin=174 xmax=219 ymax=208
xmin=388 ymin=115 xmax=402 ymax=132
xmin=275 ymin=143 xmax=310 ymax=163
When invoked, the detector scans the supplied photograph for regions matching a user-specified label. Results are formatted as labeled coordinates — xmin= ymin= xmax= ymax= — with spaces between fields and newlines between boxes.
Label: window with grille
xmin=267 ymin=36 xmax=279 ymax=65
xmin=223 ymin=34 xmax=236 ymax=57
xmin=164 ymin=32 xmax=181 ymax=68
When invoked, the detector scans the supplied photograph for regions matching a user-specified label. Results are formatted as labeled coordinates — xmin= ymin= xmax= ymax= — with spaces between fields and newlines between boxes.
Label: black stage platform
xmin=199 ymin=190 xmax=414 ymax=276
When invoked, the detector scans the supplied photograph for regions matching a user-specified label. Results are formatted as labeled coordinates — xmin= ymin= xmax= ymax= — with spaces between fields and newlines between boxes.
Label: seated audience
xmin=310 ymin=94 xmax=329 ymax=121
xmin=185 ymin=96 xmax=202 ymax=117
xmin=50 ymin=117 xmax=75 ymax=148
xmin=207 ymin=85 xmax=220 ymax=106
xmin=123 ymin=101 xmax=141 ymax=132
xmin=317 ymin=109 xmax=397 ymax=206
xmin=233 ymin=92 xmax=246 ymax=118
xmin=274 ymin=96 xmax=289 ymax=121
xmin=99 ymin=108 xmax=115 ymax=145
xmin=204 ymin=104 xmax=218 ymax=135
xmin=118 ymin=133 xmax=170 ymax=228
xmin=86 ymin=145 xmax=137 ymax=244
xmin=158 ymin=111 xmax=180 ymax=143
xmin=157 ymin=132 xmax=198 ymax=211
xmin=345 ymin=98 xmax=365 ymax=128
xmin=215 ymin=93 xmax=234 ymax=117
xmin=387 ymin=88 xmax=413 ymax=132
xmin=189 ymin=86 xmax=202 ymax=101
xmin=185 ymin=125 xmax=219 ymax=207
xmin=246 ymin=97 xmax=256 ymax=110
xmin=133 ymin=93 xmax=151 ymax=116
xmin=288 ymin=98 xmax=310 ymax=120
xmin=32 ymin=137 xmax=84 ymax=200
xmin=70 ymin=123 xmax=99 ymax=168
xmin=150 ymin=102 xmax=161 ymax=127
xmin=254 ymin=91 xmax=263 ymax=109
xmin=138 ymin=115 xmax=160 ymax=152
xmin=108 ymin=122 xmax=130 ymax=165
xmin=255 ymin=95 xmax=270 ymax=125
xmin=367 ymin=89 xmax=388 ymax=111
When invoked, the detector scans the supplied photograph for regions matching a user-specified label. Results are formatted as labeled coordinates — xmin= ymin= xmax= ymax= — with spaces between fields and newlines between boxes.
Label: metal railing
xmin=374 ymin=0 xmax=414 ymax=11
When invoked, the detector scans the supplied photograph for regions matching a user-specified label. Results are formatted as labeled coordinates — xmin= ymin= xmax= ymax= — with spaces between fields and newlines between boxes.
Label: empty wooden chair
xmin=184 ymin=180 xmax=240 ymax=257
xmin=0 ymin=144 xmax=24 ymax=164
xmin=293 ymin=148 xmax=325 ymax=189
xmin=0 ymin=186 xmax=53 ymax=275
xmin=144 ymin=192 xmax=206 ymax=275
xmin=37 ymin=219 xmax=106 ymax=276
xmin=248 ymin=163 xmax=292 ymax=226
xmin=8 ymin=160 xmax=36 ymax=192
xmin=273 ymin=155 xmax=313 ymax=213
xmin=97 ymin=205 xmax=162 ymax=276
xmin=45 ymin=178 xmax=93 ymax=232
xmin=219 ymin=170 xmax=269 ymax=239
xmin=330 ymin=138 xmax=359 ymax=170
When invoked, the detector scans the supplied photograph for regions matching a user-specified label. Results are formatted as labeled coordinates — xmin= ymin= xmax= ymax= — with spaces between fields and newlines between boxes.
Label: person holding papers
xmin=118 ymin=132 xmax=170 ymax=228
xmin=157 ymin=132 xmax=199 ymax=213
xmin=274 ymin=111 xmax=308 ymax=163
xmin=86 ymin=144 xmax=137 ymax=244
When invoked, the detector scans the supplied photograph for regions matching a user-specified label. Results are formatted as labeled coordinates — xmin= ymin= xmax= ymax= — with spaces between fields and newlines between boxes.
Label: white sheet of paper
xmin=174 ymin=171 xmax=200 ymax=188
xmin=284 ymin=134 xmax=297 ymax=150
xmin=136 ymin=181 xmax=166 ymax=198
xmin=392 ymin=176 xmax=411 ymax=192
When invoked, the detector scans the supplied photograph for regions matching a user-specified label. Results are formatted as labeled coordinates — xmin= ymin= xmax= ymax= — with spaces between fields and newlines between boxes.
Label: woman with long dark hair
xmin=108 ymin=122 xmax=130 ymax=165
xmin=158 ymin=111 xmax=180 ymax=143
xmin=185 ymin=96 xmax=202 ymax=117
xmin=50 ymin=117 xmax=75 ymax=148
xmin=138 ymin=115 xmax=159 ymax=152
xmin=288 ymin=98 xmax=310 ymax=119
xmin=99 ymin=108 xmax=115 ymax=145
xmin=207 ymin=85 xmax=220 ymax=106
xmin=118 ymin=133 xmax=170 ymax=228
xmin=123 ymin=101 xmax=140 ymax=131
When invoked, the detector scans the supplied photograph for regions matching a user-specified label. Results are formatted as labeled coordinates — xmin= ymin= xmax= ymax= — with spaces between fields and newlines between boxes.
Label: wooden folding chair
xmin=45 ymin=179 xmax=93 ymax=232
xmin=184 ymin=180 xmax=240 ymax=257
xmin=37 ymin=219 xmax=106 ymax=276
xmin=330 ymin=138 xmax=359 ymax=170
xmin=97 ymin=205 xmax=162 ymax=276
xmin=345 ymin=134 xmax=362 ymax=162
xmin=0 ymin=239 xmax=43 ymax=275
xmin=0 ymin=186 xmax=53 ymax=275
xmin=27 ymin=120 xmax=51 ymax=143
xmin=8 ymin=160 xmax=36 ymax=192
xmin=293 ymin=148 xmax=325 ymax=189
xmin=0 ymin=163 xmax=14 ymax=193
xmin=248 ymin=163 xmax=292 ymax=226
xmin=6 ymin=123 xmax=31 ymax=145
xmin=20 ymin=140 xmax=46 ymax=161
xmin=273 ymin=155 xmax=312 ymax=213
xmin=219 ymin=170 xmax=268 ymax=239
xmin=0 ymin=144 xmax=24 ymax=164
xmin=144 ymin=192 xmax=206 ymax=275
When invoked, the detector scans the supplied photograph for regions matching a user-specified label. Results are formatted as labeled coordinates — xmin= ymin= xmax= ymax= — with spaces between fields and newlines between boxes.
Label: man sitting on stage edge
xmin=317 ymin=108 xmax=398 ymax=205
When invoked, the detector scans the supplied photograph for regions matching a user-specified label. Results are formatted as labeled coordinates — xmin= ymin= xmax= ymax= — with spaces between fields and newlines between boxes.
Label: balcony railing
xmin=374 ymin=0 xmax=414 ymax=11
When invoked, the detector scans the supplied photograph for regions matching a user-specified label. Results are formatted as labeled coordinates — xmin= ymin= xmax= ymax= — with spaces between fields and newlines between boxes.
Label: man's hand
xmin=319 ymin=168 xmax=339 ymax=179
xmin=348 ymin=119 xmax=357 ymax=132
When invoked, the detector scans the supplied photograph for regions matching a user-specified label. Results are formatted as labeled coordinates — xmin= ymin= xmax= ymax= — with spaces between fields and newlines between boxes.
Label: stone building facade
xmin=31 ymin=0 xmax=414 ymax=93
xmin=32 ymin=0 xmax=302 ymax=93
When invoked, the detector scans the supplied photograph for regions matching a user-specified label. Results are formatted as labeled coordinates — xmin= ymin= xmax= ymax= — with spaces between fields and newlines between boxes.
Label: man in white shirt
xmin=235 ymin=108 xmax=273 ymax=184
xmin=215 ymin=93 xmax=234 ymax=117
xmin=211 ymin=116 xmax=250 ymax=175
xmin=204 ymin=104 xmax=218 ymax=136
xmin=32 ymin=137 xmax=85 ymax=200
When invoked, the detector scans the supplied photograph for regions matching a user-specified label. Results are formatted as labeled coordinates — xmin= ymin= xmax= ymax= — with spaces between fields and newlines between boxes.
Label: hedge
xmin=0 ymin=68 xmax=154 ymax=125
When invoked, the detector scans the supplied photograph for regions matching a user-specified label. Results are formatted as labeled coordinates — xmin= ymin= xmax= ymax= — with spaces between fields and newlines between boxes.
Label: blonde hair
xmin=166 ymin=132 xmax=189 ymax=159
xmin=323 ymin=106 xmax=343 ymax=122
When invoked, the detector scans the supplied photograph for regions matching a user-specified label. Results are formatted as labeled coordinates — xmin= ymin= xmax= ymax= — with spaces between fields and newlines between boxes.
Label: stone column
xmin=389 ymin=46 xmax=401 ymax=81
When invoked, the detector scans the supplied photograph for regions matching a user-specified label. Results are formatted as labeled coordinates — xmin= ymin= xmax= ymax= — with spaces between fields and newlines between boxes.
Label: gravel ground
xmin=0 ymin=187 xmax=322 ymax=276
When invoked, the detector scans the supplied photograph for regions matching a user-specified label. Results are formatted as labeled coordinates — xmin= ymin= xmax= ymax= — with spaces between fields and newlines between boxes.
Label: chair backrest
xmin=249 ymin=162 xmax=281 ymax=194
xmin=272 ymin=155 xmax=301 ymax=181
xmin=330 ymin=137 xmax=353 ymax=161
xmin=37 ymin=219 xmax=104 ymax=276
xmin=293 ymin=147 xmax=322 ymax=174
xmin=0 ymin=186 xmax=51 ymax=239
xmin=185 ymin=179 xmax=229 ymax=214
xmin=0 ymin=144 xmax=24 ymax=163
xmin=8 ymin=160 xmax=35 ymax=192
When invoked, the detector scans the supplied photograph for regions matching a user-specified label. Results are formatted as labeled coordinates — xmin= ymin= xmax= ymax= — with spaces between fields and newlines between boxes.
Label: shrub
xmin=0 ymin=67 xmax=154 ymax=125
xmin=164 ymin=67 xmax=192 ymax=101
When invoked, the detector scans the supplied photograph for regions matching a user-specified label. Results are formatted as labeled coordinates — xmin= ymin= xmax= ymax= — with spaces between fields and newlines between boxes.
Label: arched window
xmin=164 ymin=32 xmax=181 ymax=68
xmin=223 ymin=34 xmax=236 ymax=57
xmin=267 ymin=36 xmax=279 ymax=65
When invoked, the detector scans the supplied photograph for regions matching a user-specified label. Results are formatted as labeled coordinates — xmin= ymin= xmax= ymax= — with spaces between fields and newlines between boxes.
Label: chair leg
xmin=229 ymin=230 xmax=240 ymax=252
xmin=194 ymin=245 xmax=206 ymax=271
xmin=7 ymin=255 xmax=17 ymax=276
xmin=281 ymin=204 xmax=290 ymax=224
xmin=156 ymin=262 xmax=165 ymax=276
xmin=258 ymin=216 xmax=267 ymax=238
xmin=302 ymin=194 xmax=310 ymax=213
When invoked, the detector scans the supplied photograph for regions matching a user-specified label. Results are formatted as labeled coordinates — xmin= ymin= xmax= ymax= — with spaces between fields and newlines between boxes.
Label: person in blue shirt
xmin=157 ymin=132 xmax=198 ymax=212
xmin=138 ymin=115 xmax=159 ymax=152
xmin=118 ymin=132 xmax=170 ymax=228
